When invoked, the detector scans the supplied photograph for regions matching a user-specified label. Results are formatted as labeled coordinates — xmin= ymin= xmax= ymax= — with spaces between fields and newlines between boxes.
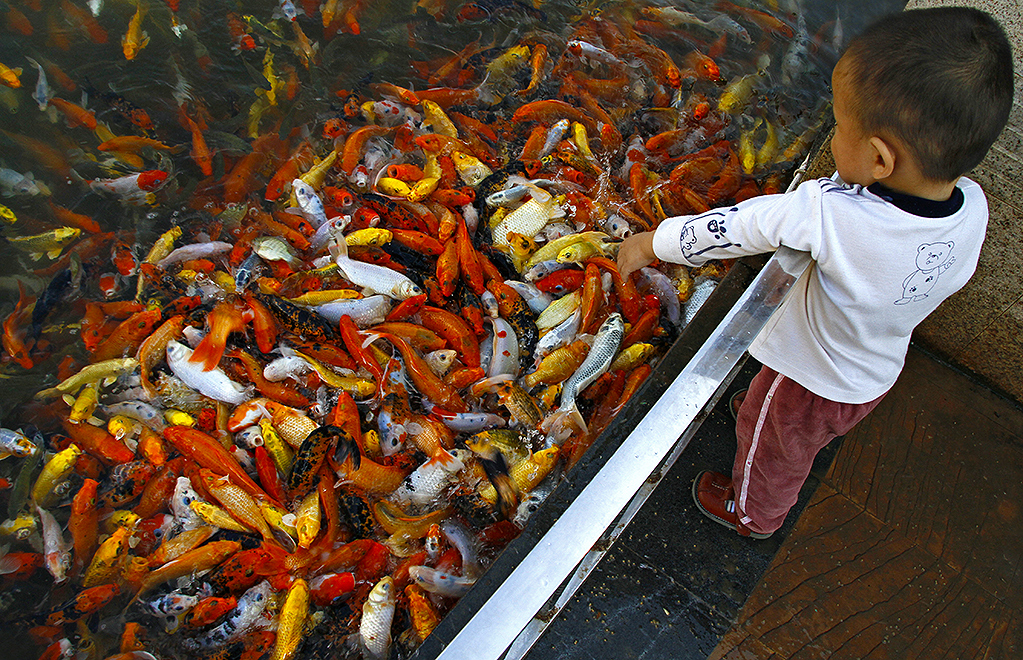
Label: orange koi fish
xmin=69 ymin=478 xmax=99 ymax=573
xmin=138 ymin=540 xmax=241 ymax=596
xmin=49 ymin=202 xmax=102 ymax=234
xmin=2 ymin=281 xmax=35 ymax=369
xmin=91 ymin=308 xmax=161 ymax=362
xmin=163 ymin=426 xmax=272 ymax=502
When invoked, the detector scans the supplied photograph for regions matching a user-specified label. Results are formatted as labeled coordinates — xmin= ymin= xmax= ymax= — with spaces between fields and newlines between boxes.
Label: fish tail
xmin=475 ymin=448 xmax=519 ymax=520
xmin=188 ymin=337 xmax=223 ymax=371
xmin=540 ymin=403 xmax=587 ymax=441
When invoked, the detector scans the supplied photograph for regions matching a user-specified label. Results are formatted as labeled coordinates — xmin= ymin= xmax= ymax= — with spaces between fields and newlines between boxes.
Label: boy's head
xmin=834 ymin=7 xmax=1013 ymax=184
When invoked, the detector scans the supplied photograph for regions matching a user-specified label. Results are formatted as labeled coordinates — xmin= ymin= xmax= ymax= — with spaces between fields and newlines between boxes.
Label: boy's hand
xmin=617 ymin=232 xmax=656 ymax=280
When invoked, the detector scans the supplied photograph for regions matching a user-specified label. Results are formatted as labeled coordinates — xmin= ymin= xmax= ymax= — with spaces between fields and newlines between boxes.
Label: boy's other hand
xmin=617 ymin=231 xmax=656 ymax=280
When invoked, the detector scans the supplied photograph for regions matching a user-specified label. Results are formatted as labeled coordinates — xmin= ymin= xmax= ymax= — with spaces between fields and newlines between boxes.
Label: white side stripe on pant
xmin=737 ymin=373 xmax=785 ymax=527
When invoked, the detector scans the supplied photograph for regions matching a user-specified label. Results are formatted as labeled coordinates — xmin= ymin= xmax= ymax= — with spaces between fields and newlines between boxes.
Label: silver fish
xmin=505 ymin=279 xmax=552 ymax=314
xmin=486 ymin=184 xmax=532 ymax=208
xmin=233 ymin=251 xmax=263 ymax=293
xmin=598 ymin=212 xmax=633 ymax=239
xmin=157 ymin=241 xmax=232 ymax=268
xmin=36 ymin=504 xmax=71 ymax=583
xmin=104 ymin=400 xmax=166 ymax=431
xmin=683 ymin=276 xmax=717 ymax=327
xmin=0 ymin=168 xmax=47 ymax=197
xmin=389 ymin=448 xmax=468 ymax=506
xmin=546 ymin=313 xmax=624 ymax=436
xmin=408 ymin=565 xmax=475 ymax=598
xmin=290 ymin=179 xmax=326 ymax=228
xmin=0 ymin=429 xmax=36 ymax=460
xmin=332 ymin=242 xmax=422 ymax=300
xmin=166 ymin=341 xmax=251 ymax=405
xmin=233 ymin=426 xmax=264 ymax=449
xmin=24 ymin=57 xmax=48 ymax=111
xmin=440 ymin=519 xmax=482 ymax=578
xmin=306 ymin=294 xmax=391 ymax=327
xmin=360 ymin=577 xmax=395 ymax=660
xmin=533 ymin=308 xmax=581 ymax=362
xmin=540 ymin=119 xmax=571 ymax=158
xmin=252 ymin=235 xmax=300 ymax=266
xmin=423 ymin=402 xmax=507 ymax=433
xmin=309 ymin=214 xmax=349 ymax=253
xmin=262 ymin=355 xmax=314 ymax=382
xmin=639 ymin=266 xmax=681 ymax=326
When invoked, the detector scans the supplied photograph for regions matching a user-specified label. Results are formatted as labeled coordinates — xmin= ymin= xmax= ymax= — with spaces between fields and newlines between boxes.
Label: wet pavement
xmin=523 ymin=345 xmax=1023 ymax=659
xmin=521 ymin=356 xmax=839 ymax=660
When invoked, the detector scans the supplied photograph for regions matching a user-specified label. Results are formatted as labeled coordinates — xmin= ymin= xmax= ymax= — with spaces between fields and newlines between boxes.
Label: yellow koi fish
xmin=271 ymin=578 xmax=309 ymax=660
xmin=32 ymin=444 xmax=82 ymax=506
xmin=7 ymin=227 xmax=81 ymax=261
xmin=122 ymin=1 xmax=150 ymax=61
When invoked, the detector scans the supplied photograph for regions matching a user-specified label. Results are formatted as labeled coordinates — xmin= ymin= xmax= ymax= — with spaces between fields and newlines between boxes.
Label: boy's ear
xmin=868 ymin=136 xmax=897 ymax=180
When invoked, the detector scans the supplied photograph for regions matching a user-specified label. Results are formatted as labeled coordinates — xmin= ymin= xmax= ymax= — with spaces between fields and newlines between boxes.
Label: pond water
xmin=0 ymin=1 xmax=901 ymax=659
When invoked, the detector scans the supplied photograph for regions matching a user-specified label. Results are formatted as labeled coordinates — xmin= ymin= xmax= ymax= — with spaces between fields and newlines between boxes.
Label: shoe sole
xmin=691 ymin=471 xmax=772 ymax=539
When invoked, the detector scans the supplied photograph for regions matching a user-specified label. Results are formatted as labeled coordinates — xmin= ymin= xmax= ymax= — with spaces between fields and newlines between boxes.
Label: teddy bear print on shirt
xmin=895 ymin=241 xmax=956 ymax=305
xmin=678 ymin=209 xmax=742 ymax=261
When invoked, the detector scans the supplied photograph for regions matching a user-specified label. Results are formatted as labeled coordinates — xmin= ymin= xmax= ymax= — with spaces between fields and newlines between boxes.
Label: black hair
xmin=841 ymin=7 xmax=1014 ymax=181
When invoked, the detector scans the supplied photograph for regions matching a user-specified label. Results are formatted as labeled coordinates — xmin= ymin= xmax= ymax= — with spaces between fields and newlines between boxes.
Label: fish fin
xmin=540 ymin=404 xmax=587 ymax=441
xmin=329 ymin=237 xmax=349 ymax=260
xmin=61 ymin=394 xmax=75 ymax=406
xmin=187 ymin=337 xmax=221 ymax=371
xmin=0 ymin=555 xmax=21 ymax=575
xmin=102 ymin=376 xmax=117 ymax=386
xmin=271 ymin=526 xmax=297 ymax=553
xmin=29 ymin=252 xmax=44 ymax=261
xmin=141 ymin=32 xmax=150 ymax=48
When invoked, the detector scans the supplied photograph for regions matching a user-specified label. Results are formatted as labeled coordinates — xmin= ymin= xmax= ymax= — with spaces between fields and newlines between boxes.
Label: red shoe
xmin=692 ymin=471 xmax=772 ymax=539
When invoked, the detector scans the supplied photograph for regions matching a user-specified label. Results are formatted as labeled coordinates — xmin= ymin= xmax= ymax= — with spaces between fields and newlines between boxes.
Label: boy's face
xmin=830 ymin=57 xmax=878 ymax=186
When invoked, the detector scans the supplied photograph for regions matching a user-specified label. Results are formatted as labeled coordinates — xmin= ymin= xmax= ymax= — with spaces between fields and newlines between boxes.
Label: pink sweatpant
xmin=733 ymin=365 xmax=885 ymax=535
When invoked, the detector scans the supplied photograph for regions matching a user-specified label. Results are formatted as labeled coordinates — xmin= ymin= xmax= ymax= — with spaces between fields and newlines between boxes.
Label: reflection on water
xmin=0 ymin=0 xmax=901 ymax=659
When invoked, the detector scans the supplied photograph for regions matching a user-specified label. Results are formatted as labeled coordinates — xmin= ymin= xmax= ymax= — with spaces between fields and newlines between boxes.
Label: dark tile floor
xmin=524 ymin=345 xmax=1023 ymax=660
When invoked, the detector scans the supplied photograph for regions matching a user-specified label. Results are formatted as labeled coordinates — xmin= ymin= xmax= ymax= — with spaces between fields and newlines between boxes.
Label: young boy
xmin=617 ymin=7 xmax=1014 ymax=539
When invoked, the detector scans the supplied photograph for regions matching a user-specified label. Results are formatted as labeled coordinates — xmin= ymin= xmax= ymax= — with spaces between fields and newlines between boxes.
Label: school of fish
xmin=0 ymin=0 xmax=837 ymax=658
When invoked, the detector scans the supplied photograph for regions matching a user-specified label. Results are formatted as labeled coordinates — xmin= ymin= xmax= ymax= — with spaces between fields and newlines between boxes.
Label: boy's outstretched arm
xmin=617 ymin=231 xmax=657 ymax=279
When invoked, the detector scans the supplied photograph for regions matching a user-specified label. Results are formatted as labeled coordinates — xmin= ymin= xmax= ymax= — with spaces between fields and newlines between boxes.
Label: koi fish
xmin=360 ymin=576 xmax=395 ymax=660
xmin=0 ymin=428 xmax=36 ymax=460
xmin=122 ymin=1 xmax=150 ymax=60
xmin=0 ymin=62 xmax=21 ymax=88
xmin=166 ymin=340 xmax=252 ymax=405
xmin=24 ymin=57 xmax=49 ymax=110
xmin=89 ymin=171 xmax=168 ymax=199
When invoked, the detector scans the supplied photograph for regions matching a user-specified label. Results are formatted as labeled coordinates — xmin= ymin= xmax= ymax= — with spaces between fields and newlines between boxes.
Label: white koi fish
xmin=390 ymin=448 xmax=468 ymax=506
xmin=36 ymin=504 xmax=71 ymax=583
xmin=166 ymin=340 xmax=251 ymax=405
xmin=360 ymin=577 xmax=395 ymax=660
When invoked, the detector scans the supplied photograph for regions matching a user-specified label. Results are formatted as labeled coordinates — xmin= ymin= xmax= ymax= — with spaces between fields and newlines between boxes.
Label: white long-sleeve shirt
xmin=652 ymin=177 xmax=988 ymax=403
